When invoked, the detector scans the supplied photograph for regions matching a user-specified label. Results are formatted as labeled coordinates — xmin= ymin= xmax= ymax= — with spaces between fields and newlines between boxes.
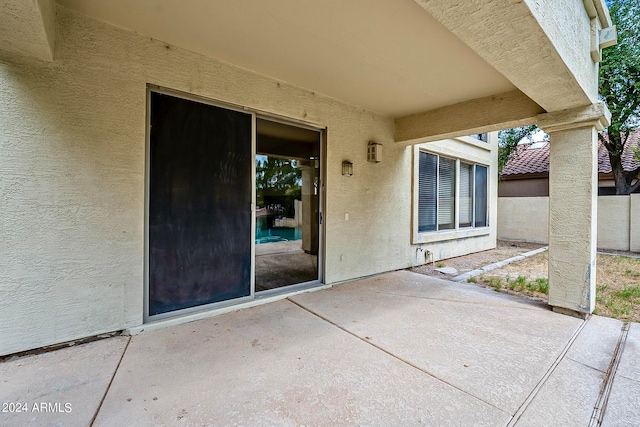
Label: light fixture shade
xmin=367 ymin=142 xmax=382 ymax=162
xmin=342 ymin=160 xmax=353 ymax=176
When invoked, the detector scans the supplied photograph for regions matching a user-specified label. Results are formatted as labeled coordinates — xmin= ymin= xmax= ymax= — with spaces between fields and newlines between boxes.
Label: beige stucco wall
xmin=498 ymin=196 xmax=635 ymax=251
xmin=598 ymin=196 xmax=630 ymax=251
xmin=498 ymin=178 xmax=549 ymax=197
xmin=524 ymin=0 xmax=598 ymax=104
xmin=498 ymin=176 xmax=632 ymax=198
xmin=0 ymin=7 xmax=498 ymax=355
xmin=0 ymin=0 xmax=56 ymax=62
xmin=498 ymin=197 xmax=549 ymax=244
xmin=631 ymin=194 xmax=640 ymax=252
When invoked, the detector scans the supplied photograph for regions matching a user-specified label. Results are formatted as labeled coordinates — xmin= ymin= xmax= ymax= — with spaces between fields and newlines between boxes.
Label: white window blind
xmin=475 ymin=165 xmax=488 ymax=227
xmin=417 ymin=151 xmax=488 ymax=234
xmin=438 ymin=157 xmax=455 ymax=230
xmin=418 ymin=152 xmax=437 ymax=232
xmin=459 ymin=163 xmax=473 ymax=227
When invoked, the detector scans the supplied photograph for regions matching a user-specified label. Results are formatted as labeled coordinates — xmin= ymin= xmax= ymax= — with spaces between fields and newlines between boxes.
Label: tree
xmin=255 ymin=156 xmax=301 ymax=210
xmin=498 ymin=125 xmax=538 ymax=173
xmin=599 ymin=0 xmax=640 ymax=194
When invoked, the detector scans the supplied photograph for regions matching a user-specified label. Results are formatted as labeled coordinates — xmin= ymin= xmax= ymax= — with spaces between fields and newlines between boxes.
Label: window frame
xmin=412 ymin=148 xmax=490 ymax=244
xmin=469 ymin=133 xmax=488 ymax=142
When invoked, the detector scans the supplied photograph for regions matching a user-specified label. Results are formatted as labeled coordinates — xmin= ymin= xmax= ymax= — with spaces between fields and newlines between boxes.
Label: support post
xmin=537 ymin=103 xmax=611 ymax=316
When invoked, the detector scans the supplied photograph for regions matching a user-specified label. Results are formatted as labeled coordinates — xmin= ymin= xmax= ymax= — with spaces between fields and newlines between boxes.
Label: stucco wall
xmin=525 ymin=0 xmax=598 ymax=103
xmin=0 ymin=7 xmax=497 ymax=355
xmin=498 ymin=178 xmax=549 ymax=197
xmin=498 ymin=197 xmax=549 ymax=244
xmin=498 ymin=196 xmax=636 ymax=251
xmin=597 ymin=196 xmax=630 ymax=251
xmin=500 ymin=176 xmax=635 ymax=197
xmin=631 ymin=194 xmax=640 ymax=252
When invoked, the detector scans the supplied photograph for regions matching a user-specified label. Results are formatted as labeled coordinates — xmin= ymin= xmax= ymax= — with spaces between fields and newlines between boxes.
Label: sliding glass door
xmin=254 ymin=118 xmax=321 ymax=292
xmin=148 ymin=91 xmax=253 ymax=316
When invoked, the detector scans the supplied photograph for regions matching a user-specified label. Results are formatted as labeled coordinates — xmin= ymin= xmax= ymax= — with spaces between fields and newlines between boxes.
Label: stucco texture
xmin=498 ymin=197 xmax=550 ymax=244
xmin=525 ymin=0 xmax=598 ymax=102
xmin=0 ymin=6 xmax=496 ymax=355
xmin=499 ymin=195 xmax=637 ymax=252
xmin=0 ymin=0 xmax=56 ymax=62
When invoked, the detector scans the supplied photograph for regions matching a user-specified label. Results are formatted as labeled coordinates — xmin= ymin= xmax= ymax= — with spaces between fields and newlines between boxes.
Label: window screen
xmin=475 ymin=165 xmax=488 ymax=227
xmin=417 ymin=151 xmax=489 ymax=234
xmin=438 ymin=157 xmax=456 ymax=230
xmin=148 ymin=92 xmax=252 ymax=316
xmin=459 ymin=163 xmax=474 ymax=227
xmin=418 ymin=152 xmax=437 ymax=232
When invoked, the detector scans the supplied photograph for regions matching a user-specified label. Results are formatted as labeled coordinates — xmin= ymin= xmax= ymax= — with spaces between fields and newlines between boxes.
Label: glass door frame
xmin=144 ymin=84 xmax=325 ymax=323
xmin=253 ymin=114 xmax=325 ymax=298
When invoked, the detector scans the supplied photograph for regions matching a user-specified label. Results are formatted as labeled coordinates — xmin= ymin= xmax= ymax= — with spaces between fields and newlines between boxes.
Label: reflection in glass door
xmin=254 ymin=118 xmax=321 ymax=292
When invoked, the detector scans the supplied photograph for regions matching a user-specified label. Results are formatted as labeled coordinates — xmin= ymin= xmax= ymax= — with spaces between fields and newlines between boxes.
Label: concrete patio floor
xmin=1 ymin=271 xmax=639 ymax=426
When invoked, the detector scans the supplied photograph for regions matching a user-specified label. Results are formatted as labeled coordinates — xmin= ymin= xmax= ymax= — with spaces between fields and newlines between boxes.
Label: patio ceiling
xmin=57 ymin=0 xmax=517 ymax=118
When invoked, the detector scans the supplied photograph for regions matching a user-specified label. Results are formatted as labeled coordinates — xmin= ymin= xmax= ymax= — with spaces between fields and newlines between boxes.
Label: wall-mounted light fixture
xmin=342 ymin=160 xmax=353 ymax=176
xmin=367 ymin=141 xmax=382 ymax=162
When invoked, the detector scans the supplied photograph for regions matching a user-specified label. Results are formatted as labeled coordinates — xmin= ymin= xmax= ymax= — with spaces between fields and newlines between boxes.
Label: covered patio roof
xmin=2 ymin=0 xmax=613 ymax=142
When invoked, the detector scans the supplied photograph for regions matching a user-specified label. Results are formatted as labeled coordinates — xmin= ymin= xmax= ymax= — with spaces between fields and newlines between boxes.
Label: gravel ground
xmin=411 ymin=241 xmax=640 ymax=323
xmin=409 ymin=240 xmax=546 ymax=280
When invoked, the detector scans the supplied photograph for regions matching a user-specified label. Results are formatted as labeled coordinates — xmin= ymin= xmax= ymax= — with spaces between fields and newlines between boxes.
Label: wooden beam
xmin=395 ymin=90 xmax=544 ymax=145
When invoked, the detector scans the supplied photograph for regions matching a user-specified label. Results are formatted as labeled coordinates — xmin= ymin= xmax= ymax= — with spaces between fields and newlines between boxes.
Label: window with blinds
xmin=459 ymin=163 xmax=474 ymax=227
xmin=438 ymin=157 xmax=455 ymax=230
xmin=418 ymin=152 xmax=437 ymax=232
xmin=417 ymin=151 xmax=488 ymax=233
xmin=475 ymin=165 xmax=488 ymax=227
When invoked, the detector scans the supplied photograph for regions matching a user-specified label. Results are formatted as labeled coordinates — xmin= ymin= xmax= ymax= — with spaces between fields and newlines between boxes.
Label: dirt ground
xmin=410 ymin=241 xmax=640 ymax=323
xmin=409 ymin=240 xmax=546 ymax=279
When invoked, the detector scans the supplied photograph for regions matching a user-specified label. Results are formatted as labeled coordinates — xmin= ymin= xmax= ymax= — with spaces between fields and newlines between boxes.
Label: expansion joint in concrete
xmin=505 ymin=316 xmax=590 ymax=427
xmin=588 ymin=322 xmax=631 ymax=427
xmin=89 ymin=336 xmax=131 ymax=427
xmin=286 ymin=297 xmax=506 ymax=414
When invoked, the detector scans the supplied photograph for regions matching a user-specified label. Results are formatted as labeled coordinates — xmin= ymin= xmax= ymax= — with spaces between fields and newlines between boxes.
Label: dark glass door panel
xmin=149 ymin=92 xmax=252 ymax=315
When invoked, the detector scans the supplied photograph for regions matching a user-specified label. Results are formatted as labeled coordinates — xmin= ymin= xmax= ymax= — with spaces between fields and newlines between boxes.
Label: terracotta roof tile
xmin=500 ymin=129 xmax=640 ymax=177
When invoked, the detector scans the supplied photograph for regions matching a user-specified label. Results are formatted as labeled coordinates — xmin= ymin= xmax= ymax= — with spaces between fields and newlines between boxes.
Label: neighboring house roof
xmin=501 ymin=141 xmax=550 ymax=176
xmin=501 ymin=129 xmax=640 ymax=178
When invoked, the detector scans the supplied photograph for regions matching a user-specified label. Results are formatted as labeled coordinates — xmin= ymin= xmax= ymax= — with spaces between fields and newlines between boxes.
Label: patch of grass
xmin=612 ymin=286 xmax=640 ymax=299
xmin=502 ymin=275 xmax=548 ymax=295
xmin=533 ymin=278 xmax=549 ymax=294
xmin=595 ymin=255 xmax=640 ymax=322
xmin=421 ymin=248 xmax=640 ymax=322
xmin=504 ymin=275 xmax=524 ymax=291
xmin=486 ymin=277 xmax=503 ymax=292
xmin=611 ymin=300 xmax=631 ymax=317
xmin=436 ymin=261 xmax=445 ymax=268
xmin=623 ymin=268 xmax=640 ymax=277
